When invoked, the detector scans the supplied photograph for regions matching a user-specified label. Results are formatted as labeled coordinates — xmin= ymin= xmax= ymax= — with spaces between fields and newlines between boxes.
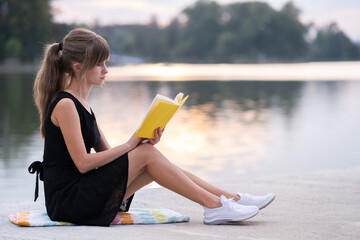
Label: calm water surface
xmin=1 ymin=73 xmax=360 ymax=202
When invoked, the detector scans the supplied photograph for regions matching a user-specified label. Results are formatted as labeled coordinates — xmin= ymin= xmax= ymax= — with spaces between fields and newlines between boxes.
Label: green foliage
xmin=0 ymin=0 xmax=359 ymax=63
xmin=262 ymin=2 xmax=308 ymax=60
xmin=99 ymin=0 xmax=358 ymax=63
xmin=164 ymin=18 xmax=181 ymax=59
xmin=131 ymin=17 xmax=168 ymax=61
xmin=175 ymin=0 xmax=223 ymax=61
xmin=219 ymin=2 xmax=275 ymax=60
xmin=311 ymin=23 xmax=360 ymax=61
xmin=5 ymin=37 xmax=22 ymax=58
xmin=0 ymin=0 xmax=52 ymax=62
xmin=49 ymin=23 xmax=76 ymax=43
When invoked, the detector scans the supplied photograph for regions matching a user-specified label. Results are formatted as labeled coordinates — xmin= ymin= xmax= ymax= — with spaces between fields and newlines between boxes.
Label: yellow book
xmin=135 ymin=92 xmax=189 ymax=139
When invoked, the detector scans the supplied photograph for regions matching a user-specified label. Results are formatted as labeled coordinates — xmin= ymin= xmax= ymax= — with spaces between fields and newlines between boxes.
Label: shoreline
xmin=1 ymin=61 xmax=360 ymax=81
xmin=107 ymin=61 xmax=360 ymax=81
xmin=0 ymin=61 xmax=38 ymax=74
xmin=1 ymin=166 xmax=359 ymax=240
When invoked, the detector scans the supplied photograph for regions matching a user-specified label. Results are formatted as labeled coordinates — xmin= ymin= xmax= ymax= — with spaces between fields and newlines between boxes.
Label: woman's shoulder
xmin=53 ymin=94 xmax=80 ymax=116
xmin=51 ymin=96 xmax=80 ymax=127
xmin=46 ymin=92 xmax=76 ymax=118
xmin=56 ymin=97 xmax=77 ymax=110
xmin=50 ymin=92 xmax=75 ymax=111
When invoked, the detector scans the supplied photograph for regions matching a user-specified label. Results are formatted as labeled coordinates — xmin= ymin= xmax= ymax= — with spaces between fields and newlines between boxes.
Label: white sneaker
xmin=203 ymin=195 xmax=259 ymax=225
xmin=237 ymin=192 xmax=275 ymax=209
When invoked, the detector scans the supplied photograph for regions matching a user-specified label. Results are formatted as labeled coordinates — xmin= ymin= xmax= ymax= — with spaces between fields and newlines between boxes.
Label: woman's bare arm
xmin=94 ymin=126 xmax=111 ymax=152
xmin=51 ymin=98 xmax=142 ymax=173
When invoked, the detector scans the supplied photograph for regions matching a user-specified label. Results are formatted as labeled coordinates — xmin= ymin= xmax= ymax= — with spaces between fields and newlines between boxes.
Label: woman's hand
xmin=126 ymin=134 xmax=145 ymax=151
xmin=147 ymin=127 xmax=164 ymax=145
xmin=140 ymin=127 xmax=165 ymax=145
xmin=127 ymin=127 xmax=164 ymax=151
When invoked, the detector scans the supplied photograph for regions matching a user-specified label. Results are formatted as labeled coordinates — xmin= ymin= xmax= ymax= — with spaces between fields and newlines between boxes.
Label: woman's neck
xmin=66 ymin=78 xmax=92 ymax=102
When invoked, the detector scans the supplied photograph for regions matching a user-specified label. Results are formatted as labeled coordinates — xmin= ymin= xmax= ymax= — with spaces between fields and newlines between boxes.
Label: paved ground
xmin=1 ymin=166 xmax=360 ymax=240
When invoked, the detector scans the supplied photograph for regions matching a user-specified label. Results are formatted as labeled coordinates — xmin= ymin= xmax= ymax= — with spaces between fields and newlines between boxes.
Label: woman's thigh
xmin=127 ymin=143 xmax=156 ymax=184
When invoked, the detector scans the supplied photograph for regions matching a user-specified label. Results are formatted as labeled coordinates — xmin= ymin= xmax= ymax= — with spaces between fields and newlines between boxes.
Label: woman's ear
xmin=72 ymin=63 xmax=81 ymax=73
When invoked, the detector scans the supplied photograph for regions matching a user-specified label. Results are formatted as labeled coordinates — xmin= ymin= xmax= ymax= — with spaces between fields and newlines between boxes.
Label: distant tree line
xmin=1 ymin=0 xmax=359 ymax=63
xmin=0 ymin=0 xmax=51 ymax=61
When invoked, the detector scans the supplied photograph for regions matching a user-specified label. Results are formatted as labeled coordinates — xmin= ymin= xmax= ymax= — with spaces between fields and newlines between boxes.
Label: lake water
xmin=1 ymin=71 xmax=360 ymax=202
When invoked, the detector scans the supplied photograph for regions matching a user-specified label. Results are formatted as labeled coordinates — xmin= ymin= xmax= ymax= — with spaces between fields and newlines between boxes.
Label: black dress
xmin=29 ymin=91 xmax=133 ymax=226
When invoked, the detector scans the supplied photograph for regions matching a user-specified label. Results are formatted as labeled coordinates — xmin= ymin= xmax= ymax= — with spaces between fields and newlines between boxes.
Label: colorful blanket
xmin=9 ymin=208 xmax=190 ymax=227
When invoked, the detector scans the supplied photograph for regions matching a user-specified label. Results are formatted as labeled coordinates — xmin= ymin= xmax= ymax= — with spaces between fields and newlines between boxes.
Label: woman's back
xmin=41 ymin=91 xmax=131 ymax=226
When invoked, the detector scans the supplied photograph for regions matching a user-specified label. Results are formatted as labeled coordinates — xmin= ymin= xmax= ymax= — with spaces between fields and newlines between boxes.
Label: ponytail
xmin=33 ymin=43 xmax=67 ymax=138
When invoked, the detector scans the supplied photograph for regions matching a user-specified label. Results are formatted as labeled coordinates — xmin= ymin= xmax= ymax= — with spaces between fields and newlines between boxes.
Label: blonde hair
xmin=33 ymin=28 xmax=110 ymax=138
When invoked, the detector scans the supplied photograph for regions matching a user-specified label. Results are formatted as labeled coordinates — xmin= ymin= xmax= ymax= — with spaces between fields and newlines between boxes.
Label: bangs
xmin=83 ymin=35 xmax=110 ymax=71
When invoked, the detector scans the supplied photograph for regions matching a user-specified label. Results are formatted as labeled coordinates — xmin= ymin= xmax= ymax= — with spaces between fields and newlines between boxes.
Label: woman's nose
xmin=103 ymin=65 xmax=108 ymax=74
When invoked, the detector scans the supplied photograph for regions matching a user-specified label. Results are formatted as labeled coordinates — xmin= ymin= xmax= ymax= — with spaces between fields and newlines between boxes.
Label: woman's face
xmin=85 ymin=61 xmax=108 ymax=86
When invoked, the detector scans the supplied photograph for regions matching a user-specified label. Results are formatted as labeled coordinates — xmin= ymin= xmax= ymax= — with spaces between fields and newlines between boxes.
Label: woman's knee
xmin=129 ymin=143 xmax=159 ymax=164
xmin=137 ymin=142 xmax=158 ymax=155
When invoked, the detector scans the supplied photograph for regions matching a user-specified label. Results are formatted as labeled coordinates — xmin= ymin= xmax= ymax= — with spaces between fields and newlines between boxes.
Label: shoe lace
xmin=223 ymin=197 xmax=238 ymax=210
xmin=238 ymin=193 xmax=252 ymax=203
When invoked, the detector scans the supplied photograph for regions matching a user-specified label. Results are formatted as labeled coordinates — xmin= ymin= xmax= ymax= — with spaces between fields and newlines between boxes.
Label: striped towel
xmin=9 ymin=208 xmax=190 ymax=227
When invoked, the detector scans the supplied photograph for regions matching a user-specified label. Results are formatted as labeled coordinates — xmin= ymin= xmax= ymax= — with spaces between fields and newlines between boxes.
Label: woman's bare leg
xmin=123 ymin=171 xmax=153 ymax=200
xmin=124 ymin=148 xmax=240 ymax=202
xmin=126 ymin=143 xmax=221 ymax=208
xmin=180 ymin=169 xmax=240 ymax=201
xmin=124 ymin=165 xmax=240 ymax=202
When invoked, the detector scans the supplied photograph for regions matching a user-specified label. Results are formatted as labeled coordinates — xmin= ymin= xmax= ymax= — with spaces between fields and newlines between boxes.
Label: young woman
xmin=30 ymin=28 xmax=275 ymax=226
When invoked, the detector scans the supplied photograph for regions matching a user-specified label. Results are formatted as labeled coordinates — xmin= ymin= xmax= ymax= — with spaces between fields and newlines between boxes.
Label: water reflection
xmin=0 ymin=74 xmax=40 ymax=166
xmin=89 ymin=80 xmax=360 ymax=181
xmin=1 ymin=76 xmax=360 ymax=201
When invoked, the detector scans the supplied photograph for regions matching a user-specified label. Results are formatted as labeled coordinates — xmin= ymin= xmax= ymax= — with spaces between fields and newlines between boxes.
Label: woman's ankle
xmin=233 ymin=193 xmax=240 ymax=202
xmin=203 ymin=197 xmax=222 ymax=209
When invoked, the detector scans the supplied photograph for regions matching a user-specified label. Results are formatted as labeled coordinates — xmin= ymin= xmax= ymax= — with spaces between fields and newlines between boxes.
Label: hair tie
xmin=58 ymin=42 xmax=63 ymax=51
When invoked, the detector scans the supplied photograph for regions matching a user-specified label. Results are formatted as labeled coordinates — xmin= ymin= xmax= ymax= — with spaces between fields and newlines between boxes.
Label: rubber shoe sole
xmin=237 ymin=192 xmax=276 ymax=210
xmin=203 ymin=207 xmax=259 ymax=225
xmin=259 ymin=194 xmax=275 ymax=209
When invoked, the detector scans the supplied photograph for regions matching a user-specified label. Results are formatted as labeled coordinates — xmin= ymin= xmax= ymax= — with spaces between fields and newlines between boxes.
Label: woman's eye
xmin=97 ymin=61 xmax=107 ymax=67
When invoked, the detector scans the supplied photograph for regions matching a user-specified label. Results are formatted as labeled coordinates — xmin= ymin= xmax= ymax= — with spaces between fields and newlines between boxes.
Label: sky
xmin=51 ymin=0 xmax=360 ymax=41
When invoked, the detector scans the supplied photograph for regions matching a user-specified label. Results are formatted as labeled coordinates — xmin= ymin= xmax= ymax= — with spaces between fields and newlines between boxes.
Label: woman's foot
xmin=203 ymin=195 xmax=259 ymax=224
xmin=236 ymin=192 xmax=275 ymax=209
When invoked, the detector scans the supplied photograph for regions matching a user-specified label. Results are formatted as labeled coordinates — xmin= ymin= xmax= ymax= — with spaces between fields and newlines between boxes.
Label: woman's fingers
xmin=150 ymin=128 xmax=161 ymax=145
xmin=154 ymin=128 xmax=160 ymax=143
xmin=158 ymin=128 xmax=163 ymax=139
xmin=143 ymin=128 xmax=163 ymax=145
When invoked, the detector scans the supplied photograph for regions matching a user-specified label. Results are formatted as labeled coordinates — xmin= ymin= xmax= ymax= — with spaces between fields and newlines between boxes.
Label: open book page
xmin=135 ymin=93 xmax=189 ymax=139
xmin=154 ymin=92 xmax=184 ymax=105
